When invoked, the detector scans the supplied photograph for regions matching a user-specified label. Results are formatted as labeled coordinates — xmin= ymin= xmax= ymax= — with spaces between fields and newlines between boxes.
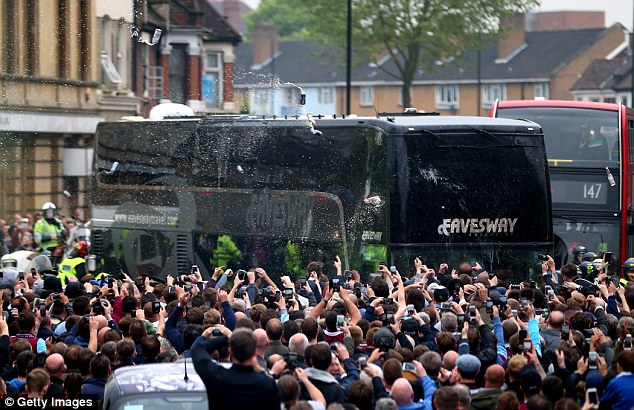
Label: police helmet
xmin=578 ymin=261 xmax=596 ymax=278
xmin=27 ymin=254 xmax=54 ymax=274
xmin=592 ymin=259 xmax=603 ymax=271
xmin=622 ymin=260 xmax=634 ymax=271
xmin=0 ymin=255 xmax=17 ymax=268
xmin=42 ymin=202 xmax=57 ymax=218
xmin=74 ymin=240 xmax=89 ymax=257
xmin=583 ymin=252 xmax=598 ymax=262
xmin=573 ymin=246 xmax=587 ymax=256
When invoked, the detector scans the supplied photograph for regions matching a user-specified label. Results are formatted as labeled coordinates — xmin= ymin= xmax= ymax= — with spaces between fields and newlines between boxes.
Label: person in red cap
xmin=57 ymin=240 xmax=89 ymax=286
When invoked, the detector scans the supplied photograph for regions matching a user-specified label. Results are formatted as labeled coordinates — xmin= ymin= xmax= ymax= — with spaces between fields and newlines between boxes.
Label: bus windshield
xmin=496 ymin=107 xmax=619 ymax=167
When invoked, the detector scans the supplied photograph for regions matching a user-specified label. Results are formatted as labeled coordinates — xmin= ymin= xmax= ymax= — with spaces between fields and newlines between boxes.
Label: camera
xmin=285 ymin=352 xmax=298 ymax=371
xmin=511 ymin=309 xmax=518 ymax=318
xmin=379 ymin=261 xmax=387 ymax=267
xmin=184 ymin=285 xmax=194 ymax=293
xmin=589 ymin=351 xmax=598 ymax=370
xmin=469 ymin=305 xmax=477 ymax=320
xmin=336 ymin=314 xmax=345 ymax=327
xmin=383 ymin=298 xmax=394 ymax=305
xmin=485 ymin=300 xmax=494 ymax=314
xmin=456 ymin=314 xmax=465 ymax=328
xmin=344 ymin=270 xmax=353 ymax=280
xmin=390 ymin=266 xmax=396 ymax=273
xmin=283 ymin=288 xmax=294 ymax=300
xmin=92 ymin=302 xmax=104 ymax=315
xmin=523 ymin=340 xmax=532 ymax=352
xmin=529 ymin=281 xmax=536 ymax=289
xmin=520 ymin=297 xmax=528 ymax=309
xmin=453 ymin=283 xmax=461 ymax=295
xmin=354 ymin=282 xmax=362 ymax=298
xmin=519 ymin=329 xmax=527 ymax=344
xmin=235 ymin=285 xmax=248 ymax=299
xmin=440 ymin=302 xmax=452 ymax=311
xmin=39 ymin=303 xmax=47 ymax=317
xmin=624 ymin=334 xmax=632 ymax=350
xmin=299 ymin=277 xmax=307 ymax=287
xmin=538 ymin=254 xmax=549 ymax=262
xmin=402 ymin=362 xmax=416 ymax=372
xmin=152 ymin=301 xmax=161 ymax=314
xmin=52 ymin=293 xmax=61 ymax=302
xmin=510 ymin=284 xmax=521 ymax=290
xmin=381 ymin=312 xmax=394 ymax=326
xmin=212 ymin=329 xmax=222 ymax=337
xmin=498 ymin=296 xmax=507 ymax=311
xmin=191 ymin=265 xmax=199 ymax=275
xmin=407 ymin=304 xmax=415 ymax=316
xmin=587 ymin=387 xmax=598 ymax=405
xmin=562 ymin=324 xmax=570 ymax=340
xmin=330 ymin=277 xmax=341 ymax=292
xmin=237 ymin=269 xmax=247 ymax=281
xmin=358 ymin=356 xmax=367 ymax=370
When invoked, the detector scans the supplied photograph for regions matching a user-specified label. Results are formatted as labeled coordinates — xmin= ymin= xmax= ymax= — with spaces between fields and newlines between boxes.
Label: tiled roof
xmin=235 ymin=25 xmax=621 ymax=86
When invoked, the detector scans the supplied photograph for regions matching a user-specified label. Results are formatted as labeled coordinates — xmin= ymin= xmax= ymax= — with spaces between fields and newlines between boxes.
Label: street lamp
xmin=346 ymin=0 xmax=352 ymax=116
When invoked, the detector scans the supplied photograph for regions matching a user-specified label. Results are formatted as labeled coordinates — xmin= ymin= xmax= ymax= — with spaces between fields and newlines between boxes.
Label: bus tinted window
xmin=389 ymin=131 xmax=551 ymax=244
xmin=497 ymin=107 xmax=619 ymax=166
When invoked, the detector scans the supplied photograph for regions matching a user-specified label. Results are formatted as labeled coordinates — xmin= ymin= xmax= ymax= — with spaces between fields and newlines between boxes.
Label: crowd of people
xmin=0 ymin=203 xmax=90 ymax=257
xmin=0 ymin=246 xmax=633 ymax=410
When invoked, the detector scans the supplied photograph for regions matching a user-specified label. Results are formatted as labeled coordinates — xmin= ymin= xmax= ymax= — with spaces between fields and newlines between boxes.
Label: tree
xmin=300 ymin=0 xmax=540 ymax=107
xmin=243 ymin=0 xmax=310 ymax=40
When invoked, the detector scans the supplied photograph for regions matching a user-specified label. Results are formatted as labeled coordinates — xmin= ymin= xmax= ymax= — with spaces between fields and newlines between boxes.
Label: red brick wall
xmin=224 ymin=62 xmax=234 ymax=102
xmin=188 ymin=55 xmax=202 ymax=100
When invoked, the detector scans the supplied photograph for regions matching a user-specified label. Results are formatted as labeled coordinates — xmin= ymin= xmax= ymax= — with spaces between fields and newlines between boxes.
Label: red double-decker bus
xmin=492 ymin=99 xmax=634 ymax=269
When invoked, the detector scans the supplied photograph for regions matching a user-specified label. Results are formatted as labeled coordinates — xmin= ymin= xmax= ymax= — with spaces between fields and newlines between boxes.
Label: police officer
xmin=57 ymin=240 xmax=88 ymax=286
xmin=572 ymin=245 xmax=587 ymax=266
xmin=623 ymin=260 xmax=634 ymax=283
xmin=34 ymin=202 xmax=65 ymax=253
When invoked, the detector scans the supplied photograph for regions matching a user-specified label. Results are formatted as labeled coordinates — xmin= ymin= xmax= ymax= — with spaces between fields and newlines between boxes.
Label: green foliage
xmin=244 ymin=0 xmax=310 ymax=40
xmin=299 ymin=0 xmax=541 ymax=107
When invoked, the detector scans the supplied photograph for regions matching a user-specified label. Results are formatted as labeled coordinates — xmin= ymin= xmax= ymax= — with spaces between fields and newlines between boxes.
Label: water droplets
xmin=363 ymin=196 xmax=383 ymax=206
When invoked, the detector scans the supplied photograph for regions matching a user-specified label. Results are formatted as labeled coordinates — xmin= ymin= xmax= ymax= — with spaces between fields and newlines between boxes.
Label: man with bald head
xmin=253 ymin=328 xmax=268 ymax=370
xmin=469 ymin=364 xmax=505 ymax=409
xmin=389 ymin=361 xmax=436 ymax=409
xmin=442 ymin=350 xmax=459 ymax=372
xmin=288 ymin=333 xmax=309 ymax=369
xmin=44 ymin=353 xmax=65 ymax=397
xmin=539 ymin=310 xmax=564 ymax=352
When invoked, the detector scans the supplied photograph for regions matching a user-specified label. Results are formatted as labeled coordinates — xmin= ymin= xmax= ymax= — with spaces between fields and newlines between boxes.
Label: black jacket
xmin=191 ymin=335 xmax=281 ymax=410
xmin=300 ymin=367 xmax=347 ymax=405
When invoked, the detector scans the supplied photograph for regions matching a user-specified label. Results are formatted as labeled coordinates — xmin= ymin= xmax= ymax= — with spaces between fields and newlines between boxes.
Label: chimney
xmin=223 ymin=0 xmax=242 ymax=33
xmin=252 ymin=23 xmax=278 ymax=66
xmin=498 ymin=13 xmax=526 ymax=60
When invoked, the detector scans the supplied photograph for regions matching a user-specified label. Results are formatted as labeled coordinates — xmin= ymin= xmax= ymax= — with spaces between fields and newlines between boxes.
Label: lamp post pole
xmin=346 ymin=0 xmax=352 ymax=115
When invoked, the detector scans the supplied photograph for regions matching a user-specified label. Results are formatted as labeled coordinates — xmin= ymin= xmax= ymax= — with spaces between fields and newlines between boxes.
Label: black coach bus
xmin=90 ymin=110 xmax=552 ymax=282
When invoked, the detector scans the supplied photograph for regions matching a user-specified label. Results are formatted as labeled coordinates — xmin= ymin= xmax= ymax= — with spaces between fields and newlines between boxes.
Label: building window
xmin=203 ymin=51 xmax=223 ymax=109
xmin=482 ymin=84 xmax=506 ymax=109
xmin=360 ymin=86 xmax=374 ymax=107
xmin=534 ymin=83 xmax=548 ymax=99
xmin=3 ymin=0 xmax=17 ymax=73
xmin=25 ymin=0 xmax=37 ymax=76
xmin=435 ymin=85 xmax=459 ymax=110
xmin=58 ymin=0 xmax=69 ymax=78
xmin=169 ymin=44 xmax=188 ymax=104
xmin=319 ymin=87 xmax=334 ymax=105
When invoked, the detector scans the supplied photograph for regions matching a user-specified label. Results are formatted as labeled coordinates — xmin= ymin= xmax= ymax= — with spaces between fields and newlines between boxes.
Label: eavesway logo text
xmin=437 ymin=218 xmax=518 ymax=236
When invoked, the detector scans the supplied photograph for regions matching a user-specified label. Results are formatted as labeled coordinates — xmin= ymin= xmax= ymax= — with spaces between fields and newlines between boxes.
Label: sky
xmin=242 ymin=0 xmax=634 ymax=30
